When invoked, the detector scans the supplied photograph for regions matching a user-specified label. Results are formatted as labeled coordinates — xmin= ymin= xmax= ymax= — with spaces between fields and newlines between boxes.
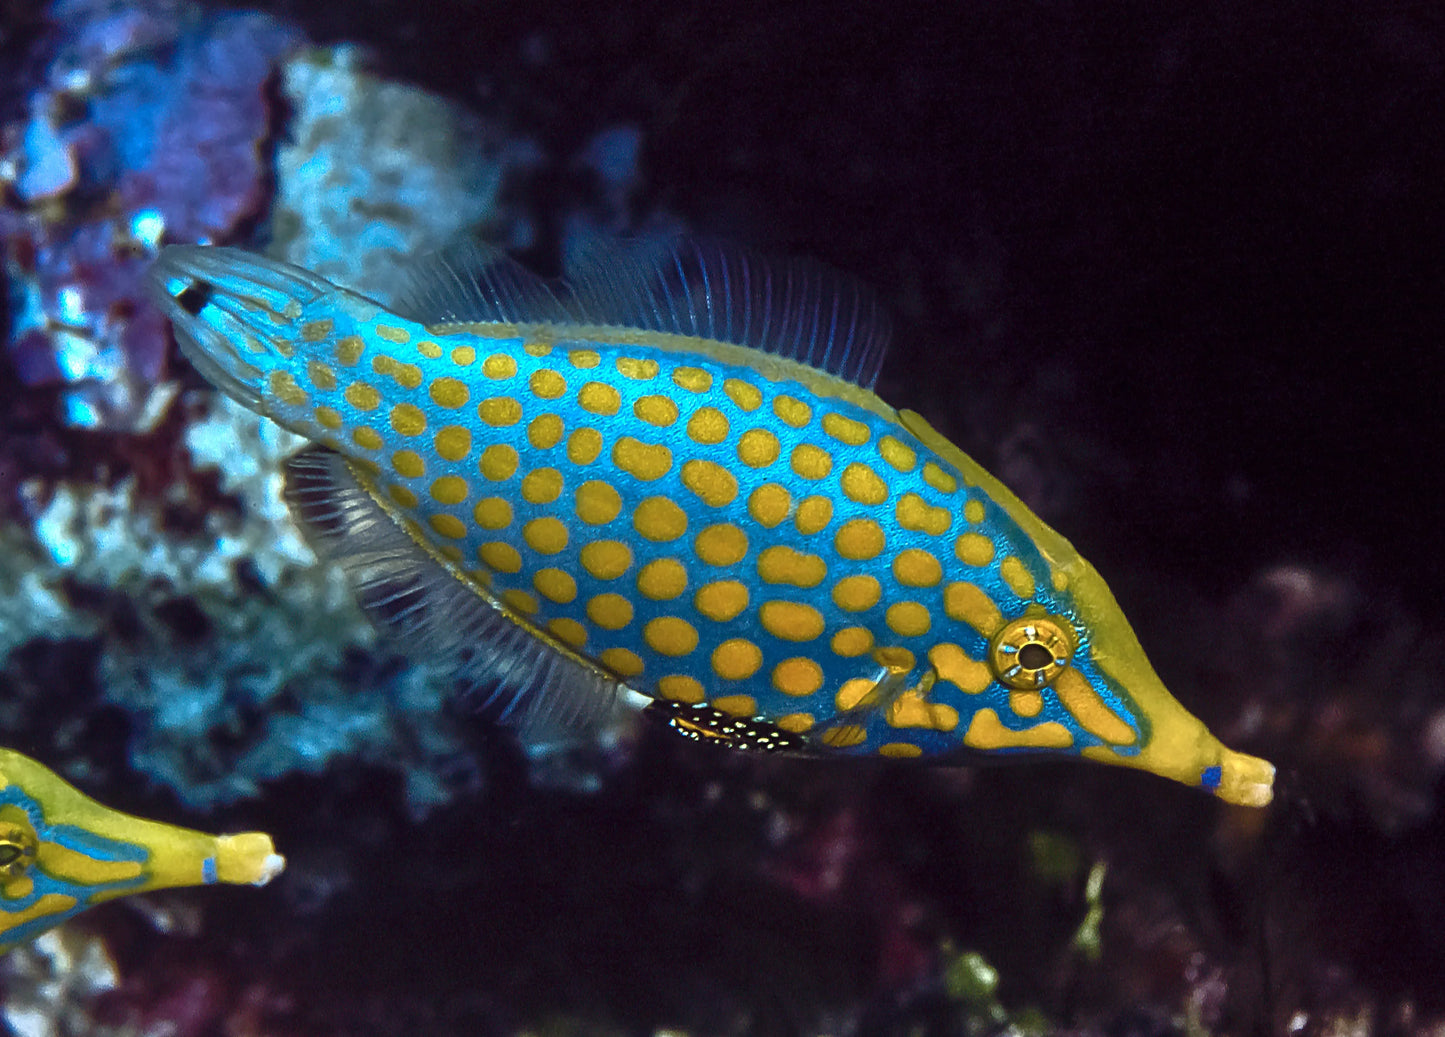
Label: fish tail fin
xmin=145 ymin=245 xmax=337 ymax=411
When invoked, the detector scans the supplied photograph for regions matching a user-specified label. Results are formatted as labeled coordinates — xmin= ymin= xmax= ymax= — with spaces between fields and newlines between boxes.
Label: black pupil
xmin=0 ymin=843 xmax=21 ymax=866
xmin=1017 ymin=642 xmax=1054 ymax=670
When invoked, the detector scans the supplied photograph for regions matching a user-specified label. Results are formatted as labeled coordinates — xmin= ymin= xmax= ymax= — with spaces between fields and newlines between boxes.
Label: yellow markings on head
xmin=943 ymin=582 xmax=1004 ymax=637
xmin=353 ymin=427 xmax=383 ymax=451
xmin=644 ymin=616 xmax=699 ymax=657
xmin=879 ymin=742 xmax=924 ymax=758
xmin=736 ymin=428 xmax=781 ymax=468
xmin=886 ymin=692 xmax=959 ymax=732
xmin=712 ymin=638 xmax=763 ymax=680
xmin=681 ymin=460 xmax=738 ymax=507
xmin=416 ymin=340 xmax=443 ymax=359
xmin=794 ymin=496 xmax=833 ymax=535
xmin=578 ymin=384 xmax=618 ymax=415
xmin=694 ymin=523 xmax=749 ymax=566
xmin=480 ymin=444 xmax=520 ymax=481
xmin=375 ymin=323 xmax=410 ymax=344
xmin=390 ymin=403 xmax=427 ymax=436
xmin=831 ymin=626 xmax=875 ymax=657
xmin=760 ymin=601 xmax=825 ymax=642
xmin=757 ymin=546 xmax=828 ymax=588
xmin=632 ymin=496 xmax=688 ymax=542
xmin=567 ymin=348 xmax=600 ymax=368
xmin=530 ymin=369 xmax=567 ymax=400
xmin=822 ymin=412 xmax=870 ymax=445
xmin=748 ymin=484 xmax=792 ymax=528
xmin=896 ymin=493 xmax=952 ymax=536
xmin=772 ymin=394 xmax=812 ymax=428
xmin=306 ymin=359 xmax=337 ymax=390
xmin=694 ymin=580 xmax=749 ymax=621
xmin=657 ymin=674 xmax=705 ymax=703
xmin=575 ymin=481 xmax=623 ymax=525
xmin=790 ymin=443 xmax=834 ymax=481
xmin=686 ymin=407 xmax=730 ymax=445
xmin=634 ymin=395 xmax=679 ymax=427
xmin=672 ymin=366 xmax=713 ymax=392
xmin=886 ymin=601 xmax=932 ymax=637
xmin=267 ymin=371 xmax=309 ymax=407
xmin=1052 ymin=667 xmax=1136 ymax=745
xmin=479 ymin=541 xmax=523 ymax=573
xmin=345 ymin=382 xmax=380 ymax=411
xmin=474 ymin=497 xmax=512 ymax=529
xmin=451 ymin=345 xmax=476 ymax=366
xmin=335 ymin=335 xmax=365 ymax=365
xmin=617 ymin=356 xmax=659 ymax=380
xmin=478 ymin=396 xmax=523 ymax=427
xmin=429 ymin=514 xmax=467 ymax=539
xmin=840 ymin=462 xmax=888 ymax=505
xmin=712 ymin=695 xmax=757 ymax=717
xmin=483 ymin=353 xmax=516 ymax=379
xmin=550 ymin=617 xmax=588 ymax=648
xmin=429 ymin=377 xmax=470 ymax=409
xmin=772 ymin=657 xmax=824 ymax=697
xmin=723 ymin=378 xmax=763 ymax=411
xmin=600 ymin=647 xmax=644 ymax=678
xmin=568 ymin=428 xmax=603 ymax=465
xmin=300 ymin=317 xmax=334 ymax=341
xmin=834 ymin=518 xmax=885 ymax=560
xmin=533 ymin=568 xmax=577 ymax=604
xmin=923 ymin=462 xmax=957 ymax=494
xmin=587 ymin=593 xmax=634 ymax=630
xmin=638 ymin=558 xmax=689 ymax=601
xmin=580 ymin=540 xmax=633 ymax=580
xmin=955 ymin=533 xmax=995 ymax=567
xmin=373 ymin=354 xmax=423 ymax=389
xmin=831 ymin=574 xmax=880 ymax=612
xmin=429 ymin=476 xmax=469 ymax=505
xmin=521 ymin=468 xmax=564 ymax=505
xmin=878 ymin=435 xmax=917 ymax=472
xmin=523 ymin=517 xmax=569 ymax=555
xmin=388 ymin=484 xmax=418 ymax=508
xmin=502 ymin=589 xmax=538 ymax=614
xmin=964 ymin=499 xmax=986 ymax=524
xmin=929 ymin=643 xmax=992 ymax=694
xmin=392 ymin=450 xmax=426 ymax=479
xmin=315 ymin=406 xmax=343 ymax=430
xmin=964 ymin=709 xmax=1072 ymax=750
xmin=524 ymin=341 xmax=553 ymax=358
xmin=999 ymin=556 xmax=1036 ymax=598
xmin=434 ymin=425 xmax=472 ymax=462
xmin=528 ymin=413 xmax=564 ymax=449
xmin=893 ymin=548 xmax=942 ymax=588
xmin=1011 ymin=690 xmax=1044 ymax=717
xmin=613 ymin=437 xmax=673 ymax=481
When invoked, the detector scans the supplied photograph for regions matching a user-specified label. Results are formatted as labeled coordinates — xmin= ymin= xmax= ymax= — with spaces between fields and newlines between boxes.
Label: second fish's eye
xmin=988 ymin=615 xmax=1073 ymax=689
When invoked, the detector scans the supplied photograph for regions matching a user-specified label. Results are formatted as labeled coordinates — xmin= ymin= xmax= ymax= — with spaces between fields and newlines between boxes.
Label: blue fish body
xmin=146 ymin=240 xmax=1274 ymax=805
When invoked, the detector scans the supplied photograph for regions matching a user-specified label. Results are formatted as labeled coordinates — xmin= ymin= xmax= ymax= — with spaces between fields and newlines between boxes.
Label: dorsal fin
xmin=392 ymin=236 xmax=893 ymax=388
xmin=282 ymin=446 xmax=629 ymax=742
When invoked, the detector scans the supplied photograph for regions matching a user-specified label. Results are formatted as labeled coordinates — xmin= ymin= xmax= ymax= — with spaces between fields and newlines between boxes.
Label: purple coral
xmin=1 ymin=0 xmax=302 ymax=430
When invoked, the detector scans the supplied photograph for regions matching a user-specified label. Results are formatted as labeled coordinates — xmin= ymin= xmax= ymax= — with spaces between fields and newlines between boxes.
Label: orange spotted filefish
xmin=1 ymin=746 xmax=283 ymax=953
xmin=145 ymin=239 xmax=1274 ymax=806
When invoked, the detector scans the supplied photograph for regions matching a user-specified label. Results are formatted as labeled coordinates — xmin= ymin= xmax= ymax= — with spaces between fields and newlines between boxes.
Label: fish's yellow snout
xmin=1216 ymin=749 xmax=1276 ymax=807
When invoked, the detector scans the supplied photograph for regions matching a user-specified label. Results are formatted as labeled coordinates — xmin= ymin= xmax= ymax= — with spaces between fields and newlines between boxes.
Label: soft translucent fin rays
xmin=282 ymin=446 xmax=628 ymax=742
xmin=396 ymin=236 xmax=894 ymax=388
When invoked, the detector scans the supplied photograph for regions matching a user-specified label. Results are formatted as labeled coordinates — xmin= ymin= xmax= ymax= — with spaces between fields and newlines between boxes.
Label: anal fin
xmin=282 ymin=445 xmax=628 ymax=742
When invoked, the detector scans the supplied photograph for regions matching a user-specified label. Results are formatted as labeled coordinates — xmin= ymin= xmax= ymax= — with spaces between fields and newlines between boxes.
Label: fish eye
xmin=988 ymin=615 xmax=1074 ymax=690
xmin=0 ymin=823 xmax=38 ymax=879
